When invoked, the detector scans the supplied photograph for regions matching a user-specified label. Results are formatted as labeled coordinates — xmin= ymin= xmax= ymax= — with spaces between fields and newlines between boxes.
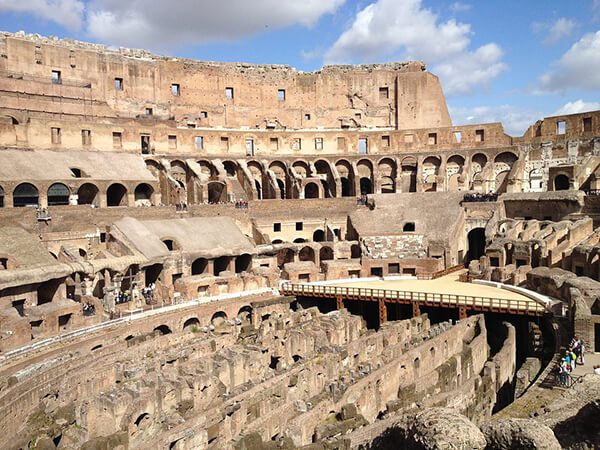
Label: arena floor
xmin=331 ymin=272 xmax=539 ymax=307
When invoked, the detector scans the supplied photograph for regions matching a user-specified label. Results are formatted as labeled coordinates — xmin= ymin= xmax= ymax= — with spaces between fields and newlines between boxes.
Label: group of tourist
xmin=234 ymin=200 xmax=249 ymax=209
xmin=557 ymin=336 xmax=586 ymax=386
xmin=142 ymin=283 xmax=156 ymax=304
xmin=175 ymin=202 xmax=188 ymax=211
xmin=115 ymin=290 xmax=130 ymax=304
xmin=462 ymin=192 xmax=499 ymax=203
xmin=82 ymin=302 xmax=95 ymax=316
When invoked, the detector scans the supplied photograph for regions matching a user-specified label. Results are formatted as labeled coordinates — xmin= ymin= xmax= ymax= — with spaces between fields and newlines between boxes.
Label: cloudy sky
xmin=0 ymin=0 xmax=599 ymax=135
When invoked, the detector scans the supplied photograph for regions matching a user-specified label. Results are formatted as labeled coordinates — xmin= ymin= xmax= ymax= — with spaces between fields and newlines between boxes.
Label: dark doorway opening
xmin=467 ymin=228 xmax=486 ymax=265
xmin=554 ymin=174 xmax=569 ymax=191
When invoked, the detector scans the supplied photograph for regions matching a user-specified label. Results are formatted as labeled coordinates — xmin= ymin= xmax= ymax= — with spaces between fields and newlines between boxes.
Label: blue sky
xmin=1 ymin=0 xmax=599 ymax=135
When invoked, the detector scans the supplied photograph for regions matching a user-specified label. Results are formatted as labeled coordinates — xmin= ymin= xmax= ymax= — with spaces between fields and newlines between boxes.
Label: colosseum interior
xmin=0 ymin=31 xmax=599 ymax=449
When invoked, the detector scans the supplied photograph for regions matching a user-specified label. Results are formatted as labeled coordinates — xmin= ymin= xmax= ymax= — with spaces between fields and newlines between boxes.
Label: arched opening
xmin=319 ymin=246 xmax=334 ymax=261
xmin=254 ymin=180 xmax=262 ymax=200
xmin=211 ymin=311 xmax=228 ymax=327
xmin=0 ymin=185 xmax=4 ymax=208
xmin=351 ymin=244 xmax=361 ymax=259
xmin=235 ymin=254 xmax=252 ymax=273
xmin=191 ymin=258 xmax=208 ymax=275
xmin=145 ymin=264 xmax=162 ymax=286
xmin=13 ymin=183 xmax=39 ymax=207
xmin=214 ymin=256 xmax=230 ymax=276
xmin=277 ymin=248 xmax=295 ymax=268
xmin=293 ymin=238 xmax=306 ymax=243
xmin=554 ymin=174 xmax=570 ymax=191
xmin=134 ymin=183 xmax=153 ymax=206
xmin=77 ymin=183 xmax=99 ymax=206
xmin=276 ymin=178 xmax=285 ymax=199
xmin=313 ymin=229 xmax=325 ymax=242
xmin=223 ymin=161 xmax=237 ymax=177
xmin=403 ymin=222 xmax=415 ymax=232
xmin=153 ymin=325 xmax=172 ymax=336
xmin=237 ymin=305 xmax=253 ymax=324
xmin=183 ymin=317 xmax=200 ymax=331
xmin=107 ymin=183 xmax=127 ymax=207
xmin=400 ymin=156 xmax=417 ymax=193
xmin=47 ymin=183 xmax=70 ymax=206
xmin=304 ymin=182 xmax=319 ymax=199
xmin=162 ymin=238 xmax=180 ymax=251
xmin=340 ymin=177 xmax=352 ymax=196
xmin=208 ymin=181 xmax=227 ymax=203
xmin=299 ymin=246 xmax=315 ymax=262
xmin=321 ymin=180 xmax=333 ymax=198
xmin=467 ymin=228 xmax=486 ymax=264
xmin=134 ymin=413 xmax=150 ymax=429
xmin=360 ymin=177 xmax=372 ymax=195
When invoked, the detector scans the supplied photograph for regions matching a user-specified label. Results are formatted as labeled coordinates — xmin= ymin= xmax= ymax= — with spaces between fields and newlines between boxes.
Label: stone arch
xmin=493 ymin=152 xmax=517 ymax=193
xmin=235 ymin=254 xmax=252 ymax=273
xmin=134 ymin=183 xmax=154 ymax=206
xmin=315 ymin=159 xmax=336 ymax=198
xmin=47 ymin=182 xmax=70 ymax=206
xmin=319 ymin=246 xmax=334 ymax=261
xmin=153 ymin=324 xmax=172 ymax=335
xmin=13 ymin=182 xmax=39 ymax=207
xmin=161 ymin=237 xmax=180 ymax=251
xmin=107 ymin=183 xmax=128 ymax=207
xmin=207 ymin=181 xmax=227 ymax=203
xmin=313 ymin=229 xmax=325 ymax=242
xmin=277 ymin=248 xmax=295 ymax=267
xmin=304 ymin=182 xmax=319 ymax=199
xmin=336 ymin=159 xmax=355 ymax=197
xmin=378 ymin=158 xmax=396 ymax=193
xmin=269 ymin=161 xmax=288 ymax=199
xmin=196 ymin=159 xmax=218 ymax=181
xmin=183 ymin=317 xmax=200 ymax=331
xmin=191 ymin=257 xmax=208 ymax=275
xmin=299 ymin=246 xmax=315 ymax=262
xmin=357 ymin=159 xmax=374 ymax=195
xmin=248 ymin=161 xmax=265 ymax=200
xmin=554 ymin=174 xmax=570 ymax=191
xmin=211 ymin=311 xmax=228 ymax=327
xmin=422 ymin=156 xmax=441 ymax=191
xmin=213 ymin=256 xmax=231 ymax=275
xmin=528 ymin=168 xmax=544 ymax=191
xmin=237 ymin=305 xmax=253 ymax=324
xmin=222 ymin=160 xmax=238 ymax=177
xmin=400 ymin=156 xmax=417 ymax=193
xmin=292 ymin=160 xmax=310 ymax=178
xmin=77 ymin=183 xmax=99 ymax=206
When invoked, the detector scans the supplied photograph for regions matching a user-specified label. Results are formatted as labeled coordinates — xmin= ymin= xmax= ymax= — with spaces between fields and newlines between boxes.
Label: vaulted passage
xmin=467 ymin=228 xmax=486 ymax=264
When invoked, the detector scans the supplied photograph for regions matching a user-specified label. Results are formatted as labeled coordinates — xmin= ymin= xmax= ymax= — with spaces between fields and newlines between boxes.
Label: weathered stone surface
xmin=481 ymin=418 xmax=561 ymax=450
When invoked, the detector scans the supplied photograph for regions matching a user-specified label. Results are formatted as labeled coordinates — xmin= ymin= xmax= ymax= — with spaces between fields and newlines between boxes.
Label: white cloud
xmin=554 ymin=99 xmax=600 ymax=115
xmin=540 ymin=31 xmax=600 ymax=93
xmin=449 ymin=2 xmax=471 ymax=13
xmin=86 ymin=0 xmax=345 ymax=49
xmin=532 ymin=17 xmax=576 ymax=44
xmin=324 ymin=0 xmax=506 ymax=95
xmin=0 ymin=0 xmax=84 ymax=30
xmin=449 ymin=104 xmax=543 ymax=136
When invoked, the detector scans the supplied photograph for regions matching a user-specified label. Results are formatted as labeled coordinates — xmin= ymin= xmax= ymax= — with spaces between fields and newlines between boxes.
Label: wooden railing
xmin=280 ymin=283 xmax=546 ymax=316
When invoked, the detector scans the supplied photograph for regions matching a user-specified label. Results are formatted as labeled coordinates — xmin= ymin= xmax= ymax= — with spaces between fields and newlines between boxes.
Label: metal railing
xmin=280 ymin=282 xmax=546 ymax=316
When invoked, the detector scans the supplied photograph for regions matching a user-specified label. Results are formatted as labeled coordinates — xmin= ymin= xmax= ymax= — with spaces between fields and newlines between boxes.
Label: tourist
xmin=578 ymin=341 xmax=585 ymax=365
xmin=594 ymin=365 xmax=600 ymax=375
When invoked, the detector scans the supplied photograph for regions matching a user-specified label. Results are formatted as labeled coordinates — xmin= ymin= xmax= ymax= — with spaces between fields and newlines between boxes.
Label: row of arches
xmin=153 ymin=151 xmax=521 ymax=205
xmin=0 ymin=182 xmax=155 ymax=207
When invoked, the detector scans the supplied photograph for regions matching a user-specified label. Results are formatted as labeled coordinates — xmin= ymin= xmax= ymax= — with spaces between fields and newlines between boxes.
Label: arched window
xmin=13 ymin=183 xmax=39 ymax=207
xmin=77 ymin=183 xmax=99 ymax=206
xmin=47 ymin=183 xmax=70 ymax=206
xmin=134 ymin=183 xmax=153 ymax=205
xmin=554 ymin=174 xmax=569 ymax=191
xmin=107 ymin=183 xmax=127 ymax=207
xmin=304 ymin=182 xmax=319 ymax=199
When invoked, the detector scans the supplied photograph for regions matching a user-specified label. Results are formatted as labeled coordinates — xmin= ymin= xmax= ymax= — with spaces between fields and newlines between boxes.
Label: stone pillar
xmin=378 ymin=299 xmax=387 ymax=326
